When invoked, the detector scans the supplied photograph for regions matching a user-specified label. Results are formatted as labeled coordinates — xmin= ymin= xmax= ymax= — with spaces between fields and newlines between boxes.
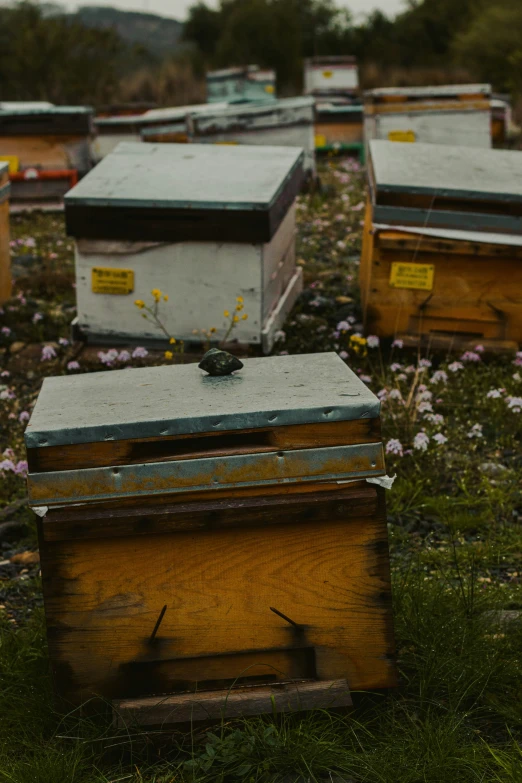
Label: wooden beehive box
xmin=314 ymin=102 xmax=364 ymax=161
xmin=206 ymin=66 xmax=277 ymax=104
xmin=25 ymin=353 xmax=396 ymax=723
xmin=363 ymin=84 xmax=492 ymax=148
xmin=360 ymin=140 xmax=522 ymax=350
xmin=64 ymin=142 xmax=304 ymax=352
xmin=0 ymin=103 xmax=95 ymax=203
xmin=304 ymin=56 xmax=359 ymax=101
xmin=187 ymin=97 xmax=316 ymax=177
xmin=0 ymin=162 xmax=11 ymax=302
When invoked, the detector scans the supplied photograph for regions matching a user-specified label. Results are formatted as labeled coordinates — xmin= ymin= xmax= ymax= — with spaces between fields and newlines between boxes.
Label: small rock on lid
xmin=198 ymin=348 xmax=244 ymax=377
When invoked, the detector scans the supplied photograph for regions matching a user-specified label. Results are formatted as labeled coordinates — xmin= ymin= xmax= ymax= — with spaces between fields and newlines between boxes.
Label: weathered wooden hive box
xmin=363 ymin=84 xmax=492 ymax=148
xmin=25 ymin=352 xmax=397 ymax=723
xmin=0 ymin=102 xmax=95 ymax=203
xmin=0 ymin=162 xmax=11 ymax=302
xmin=64 ymin=142 xmax=304 ymax=352
xmin=187 ymin=97 xmax=316 ymax=177
xmin=304 ymin=57 xmax=359 ymax=101
xmin=360 ymin=140 xmax=522 ymax=350
xmin=206 ymin=66 xmax=277 ymax=104
xmin=491 ymin=98 xmax=511 ymax=146
xmin=314 ymin=102 xmax=364 ymax=161
xmin=94 ymin=104 xmax=229 ymax=161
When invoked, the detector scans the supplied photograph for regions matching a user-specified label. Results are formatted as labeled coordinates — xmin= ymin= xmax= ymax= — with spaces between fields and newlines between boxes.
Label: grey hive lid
xmin=365 ymin=83 xmax=491 ymax=99
xmin=190 ymin=97 xmax=314 ymax=133
xmin=370 ymin=140 xmax=522 ymax=205
xmin=64 ymin=142 xmax=304 ymax=243
xmin=25 ymin=353 xmax=380 ymax=449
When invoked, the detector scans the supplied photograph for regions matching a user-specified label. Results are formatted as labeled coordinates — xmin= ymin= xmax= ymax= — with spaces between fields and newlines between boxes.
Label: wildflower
xmin=236 ymin=296 xmax=244 ymax=304
xmin=224 ymin=310 xmax=230 ymax=317
xmin=0 ymin=371 xmax=9 ymax=377
xmin=360 ymin=374 xmax=372 ymax=383
xmin=163 ymin=295 xmax=169 ymax=302
xmin=210 ymin=327 xmax=217 ymax=334
xmin=388 ymin=389 xmax=402 ymax=400
xmin=419 ymin=359 xmax=432 ymax=369
xmin=430 ymin=370 xmax=448 ymax=385
xmin=367 ymin=335 xmax=380 ymax=349
xmin=377 ymin=389 xmax=388 ymax=402
xmin=67 ymin=361 xmax=80 ymax=371
xmin=164 ymin=351 xmax=173 ymax=360
xmin=14 ymin=460 xmax=28 ymax=477
xmin=233 ymin=315 xmax=239 ymax=323
xmin=386 ymin=439 xmax=403 ymax=456
xmin=58 ymin=337 xmax=69 ymax=346
xmin=461 ymin=351 xmax=481 ymax=362
xmin=134 ymin=300 xmax=145 ymax=309
xmin=513 ymin=352 xmax=522 ymax=367
xmin=448 ymin=361 xmax=464 ymax=373
xmin=507 ymin=396 xmax=522 ymax=413
xmin=339 ymin=350 xmax=348 ymax=360
xmin=0 ymin=459 xmax=16 ymax=472
xmin=118 ymin=350 xmax=131 ymax=362
xmin=475 ymin=345 xmax=485 ymax=353
xmin=169 ymin=337 xmax=176 ymax=344
xmin=413 ymin=432 xmax=430 ymax=452
xmin=19 ymin=411 xmax=30 ymax=423
xmin=467 ymin=424 xmax=483 ymax=439
xmin=486 ymin=389 xmax=503 ymax=399
xmin=513 ymin=372 xmax=521 ymax=382
xmin=0 ymin=388 xmax=15 ymax=400
xmin=98 ymin=349 xmax=118 ymax=365
xmin=397 ymin=373 xmax=407 ymax=381
xmin=405 ymin=365 xmax=416 ymax=374
xmin=242 ymin=314 xmax=248 ymax=320
xmin=151 ymin=288 xmax=162 ymax=302
xmin=132 ymin=347 xmax=149 ymax=359
xmin=417 ymin=390 xmax=433 ymax=401
xmin=236 ymin=303 xmax=244 ymax=312
xmin=392 ymin=339 xmax=404 ymax=349
xmin=432 ymin=433 xmax=448 ymax=446
xmin=418 ymin=401 xmax=433 ymax=414
xmin=337 ymin=320 xmax=350 ymax=331
xmin=41 ymin=345 xmax=56 ymax=361
xmin=390 ymin=363 xmax=403 ymax=373
xmin=274 ymin=330 xmax=286 ymax=343
xmin=1 ymin=326 xmax=11 ymax=336
xmin=424 ymin=413 xmax=445 ymax=425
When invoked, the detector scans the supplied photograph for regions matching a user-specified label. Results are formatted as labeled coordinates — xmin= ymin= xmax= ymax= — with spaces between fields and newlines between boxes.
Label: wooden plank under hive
xmin=65 ymin=142 xmax=304 ymax=352
xmin=363 ymin=83 xmax=492 ymax=149
xmin=0 ymin=162 xmax=12 ymax=302
xmin=25 ymin=353 xmax=397 ymax=722
xmin=360 ymin=140 xmax=522 ymax=349
xmin=187 ymin=98 xmax=316 ymax=178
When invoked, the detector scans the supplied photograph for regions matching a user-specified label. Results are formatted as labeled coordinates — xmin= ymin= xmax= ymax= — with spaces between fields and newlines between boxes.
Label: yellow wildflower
xmin=163 ymin=295 xmax=169 ymax=302
xmin=242 ymin=314 xmax=248 ymax=320
xmin=164 ymin=350 xmax=173 ymax=360
xmin=224 ymin=310 xmax=230 ymax=318
xmin=151 ymin=288 xmax=162 ymax=301
xmin=210 ymin=327 xmax=217 ymax=333
xmin=134 ymin=299 xmax=145 ymax=309
xmin=233 ymin=315 xmax=239 ymax=323
xmin=236 ymin=296 xmax=244 ymax=303
xmin=236 ymin=303 xmax=244 ymax=312
xmin=169 ymin=337 xmax=176 ymax=344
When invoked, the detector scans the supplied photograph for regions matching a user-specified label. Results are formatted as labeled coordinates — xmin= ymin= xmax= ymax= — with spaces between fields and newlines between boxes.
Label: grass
xmin=0 ymin=158 xmax=521 ymax=782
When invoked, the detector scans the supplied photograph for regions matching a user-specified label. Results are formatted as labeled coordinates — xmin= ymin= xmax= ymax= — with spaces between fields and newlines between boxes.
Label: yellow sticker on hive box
xmin=322 ymin=70 xmax=333 ymax=78
xmin=315 ymin=134 xmax=327 ymax=148
xmin=388 ymin=129 xmax=416 ymax=143
xmin=389 ymin=262 xmax=434 ymax=291
xmin=92 ymin=267 xmax=134 ymax=295
xmin=0 ymin=155 xmax=19 ymax=173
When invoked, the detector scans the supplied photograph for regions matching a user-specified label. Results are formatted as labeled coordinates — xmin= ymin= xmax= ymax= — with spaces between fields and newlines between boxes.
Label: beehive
xmin=314 ymin=102 xmax=364 ymax=161
xmin=25 ymin=352 xmax=397 ymax=723
xmin=0 ymin=162 xmax=11 ymax=302
xmin=360 ymin=140 xmax=522 ymax=350
xmin=304 ymin=56 xmax=359 ymax=101
xmin=206 ymin=65 xmax=277 ymax=104
xmin=187 ymin=97 xmax=316 ymax=177
xmin=491 ymin=98 xmax=511 ymax=146
xmin=0 ymin=103 xmax=94 ymax=203
xmin=363 ymin=84 xmax=492 ymax=148
xmin=65 ymin=142 xmax=304 ymax=352
xmin=94 ymin=103 xmax=229 ymax=161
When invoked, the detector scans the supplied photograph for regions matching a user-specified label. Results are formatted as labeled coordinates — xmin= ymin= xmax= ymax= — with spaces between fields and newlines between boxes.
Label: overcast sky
xmin=57 ymin=0 xmax=406 ymax=21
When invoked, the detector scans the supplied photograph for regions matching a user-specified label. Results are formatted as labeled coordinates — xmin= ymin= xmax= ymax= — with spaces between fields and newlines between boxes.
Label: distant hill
xmin=75 ymin=6 xmax=184 ymax=59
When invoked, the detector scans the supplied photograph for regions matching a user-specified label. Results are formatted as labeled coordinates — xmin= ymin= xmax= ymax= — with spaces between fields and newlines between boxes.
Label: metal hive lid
xmin=64 ymin=142 xmax=304 ymax=212
xmin=0 ymin=104 xmax=93 ymax=117
xmin=370 ymin=140 xmax=522 ymax=205
xmin=191 ymin=96 xmax=314 ymax=121
xmin=364 ymin=83 xmax=491 ymax=99
xmin=25 ymin=353 xmax=380 ymax=449
xmin=96 ymin=103 xmax=229 ymax=129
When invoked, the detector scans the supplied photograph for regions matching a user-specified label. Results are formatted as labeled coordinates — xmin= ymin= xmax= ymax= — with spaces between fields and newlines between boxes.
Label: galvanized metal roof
xmin=191 ymin=96 xmax=314 ymax=121
xmin=373 ymin=223 xmax=522 ymax=247
xmin=96 ymin=103 xmax=229 ymax=128
xmin=0 ymin=104 xmax=92 ymax=116
xmin=64 ymin=142 xmax=304 ymax=210
xmin=370 ymin=140 xmax=522 ymax=204
xmin=365 ymin=84 xmax=491 ymax=99
xmin=25 ymin=353 xmax=380 ymax=448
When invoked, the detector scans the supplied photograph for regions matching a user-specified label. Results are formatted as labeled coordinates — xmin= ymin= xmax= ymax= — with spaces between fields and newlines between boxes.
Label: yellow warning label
xmin=388 ymin=130 xmax=416 ymax=143
xmin=92 ymin=267 xmax=134 ymax=295
xmin=315 ymin=134 xmax=327 ymax=148
xmin=322 ymin=70 xmax=333 ymax=78
xmin=389 ymin=262 xmax=434 ymax=291
xmin=0 ymin=155 xmax=19 ymax=173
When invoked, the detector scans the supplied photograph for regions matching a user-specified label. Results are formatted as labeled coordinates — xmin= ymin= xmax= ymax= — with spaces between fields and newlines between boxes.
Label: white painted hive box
xmin=64 ymin=143 xmax=305 ymax=352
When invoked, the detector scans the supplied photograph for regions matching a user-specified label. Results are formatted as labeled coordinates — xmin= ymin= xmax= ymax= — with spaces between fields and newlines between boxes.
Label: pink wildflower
xmin=461 ymin=351 xmax=481 ymax=362
xmin=432 ymin=433 xmax=448 ymax=445
xmin=413 ymin=432 xmax=430 ymax=452
xmin=18 ymin=411 xmax=30 ymax=423
xmin=392 ymin=339 xmax=404 ymax=349
xmin=430 ymin=370 xmax=448 ymax=384
xmin=1 ymin=326 xmax=11 ymax=336
xmin=475 ymin=345 xmax=485 ymax=353
xmin=14 ymin=460 xmax=28 ymax=477
xmin=448 ymin=361 xmax=464 ymax=373
xmin=41 ymin=345 xmax=57 ymax=361
xmin=67 ymin=361 xmax=80 ymax=371
xmin=32 ymin=313 xmax=43 ymax=323
xmin=386 ymin=439 xmax=403 ymax=457
xmin=419 ymin=359 xmax=432 ymax=369
xmin=506 ymin=396 xmax=522 ymax=413
xmin=467 ymin=424 xmax=483 ymax=439
xmin=367 ymin=335 xmax=380 ymax=349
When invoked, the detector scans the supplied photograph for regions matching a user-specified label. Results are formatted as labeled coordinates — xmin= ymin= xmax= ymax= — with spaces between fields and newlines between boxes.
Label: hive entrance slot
xmin=127 ymin=430 xmax=275 ymax=464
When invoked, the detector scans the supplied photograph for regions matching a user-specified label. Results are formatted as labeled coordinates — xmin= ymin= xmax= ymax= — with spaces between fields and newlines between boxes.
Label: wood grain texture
xmin=113 ymin=679 xmax=352 ymax=726
xmin=28 ymin=418 xmax=382 ymax=473
xmin=39 ymin=486 xmax=396 ymax=704
xmin=0 ymin=199 xmax=11 ymax=303
xmin=0 ymin=135 xmax=90 ymax=170
xmin=360 ymin=222 xmax=522 ymax=343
